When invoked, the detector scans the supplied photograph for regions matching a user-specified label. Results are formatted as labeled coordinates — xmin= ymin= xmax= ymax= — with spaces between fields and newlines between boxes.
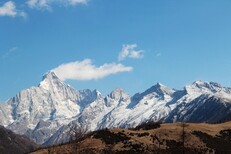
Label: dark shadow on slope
xmin=193 ymin=130 xmax=231 ymax=153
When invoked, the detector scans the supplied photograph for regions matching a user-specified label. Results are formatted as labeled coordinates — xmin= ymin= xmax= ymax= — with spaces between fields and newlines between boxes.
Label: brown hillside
xmin=31 ymin=122 xmax=231 ymax=154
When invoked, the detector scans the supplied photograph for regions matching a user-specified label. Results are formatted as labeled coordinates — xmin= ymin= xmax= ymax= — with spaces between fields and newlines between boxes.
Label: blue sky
xmin=1 ymin=0 xmax=231 ymax=102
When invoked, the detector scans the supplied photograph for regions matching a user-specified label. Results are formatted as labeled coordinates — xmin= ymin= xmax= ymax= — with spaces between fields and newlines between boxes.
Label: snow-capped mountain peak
xmin=42 ymin=71 xmax=59 ymax=81
xmin=38 ymin=71 xmax=65 ymax=91
xmin=143 ymin=82 xmax=175 ymax=96
xmin=192 ymin=80 xmax=222 ymax=89
xmin=109 ymin=88 xmax=130 ymax=101
xmin=93 ymin=89 xmax=102 ymax=98
xmin=185 ymin=80 xmax=225 ymax=95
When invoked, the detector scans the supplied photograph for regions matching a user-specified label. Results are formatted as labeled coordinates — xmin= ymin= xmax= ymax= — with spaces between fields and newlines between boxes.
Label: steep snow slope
xmin=164 ymin=81 xmax=231 ymax=122
xmin=0 ymin=72 xmax=97 ymax=144
xmin=99 ymin=83 xmax=176 ymax=128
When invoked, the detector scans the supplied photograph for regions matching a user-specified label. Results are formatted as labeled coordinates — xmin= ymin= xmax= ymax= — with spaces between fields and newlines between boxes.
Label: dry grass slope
xmin=31 ymin=121 xmax=231 ymax=154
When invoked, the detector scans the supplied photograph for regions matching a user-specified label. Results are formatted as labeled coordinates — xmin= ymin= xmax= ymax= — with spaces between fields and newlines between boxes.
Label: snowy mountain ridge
xmin=0 ymin=71 xmax=231 ymax=145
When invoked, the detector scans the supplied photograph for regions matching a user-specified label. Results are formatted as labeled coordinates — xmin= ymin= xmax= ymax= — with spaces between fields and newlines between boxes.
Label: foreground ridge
xmin=31 ymin=121 xmax=231 ymax=154
xmin=0 ymin=125 xmax=38 ymax=154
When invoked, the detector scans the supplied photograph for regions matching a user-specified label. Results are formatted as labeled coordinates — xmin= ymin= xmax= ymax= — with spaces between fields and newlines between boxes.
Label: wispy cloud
xmin=52 ymin=59 xmax=133 ymax=81
xmin=27 ymin=0 xmax=50 ymax=10
xmin=0 ymin=0 xmax=88 ymax=17
xmin=68 ymin=0 xmax=88 ymax=5
xmin=0 ymin=1 xmax=26 ymax=18
xmin=27 ymin=0 xmax=88 ymax=9
xmin=1 ymin=47 xmax=18 ymax=59
xmin=118 ymin=44 xmax=144 ymax=61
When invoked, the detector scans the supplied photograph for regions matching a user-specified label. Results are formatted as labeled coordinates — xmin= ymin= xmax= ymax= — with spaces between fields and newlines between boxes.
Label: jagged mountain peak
xmin=192 ymin=80 xmax=222 ymax=88
xmin=109 ymin=88 xmax=130 ymax=100
xmin=42 ymin=71 xmax=59 ymax=81
xmin=185 ymin=80 xmax=224 ymax=94
xmin=156 ymin=82 xmax=165 ymax=87
xmin=38 ymin=71 xmax=67 ymax=91
xmin=143 ymin=82 xmax=175 ymax=96
xmin=93 ymin=89 xmax=102 ymax=97
xmin=111 ymin=88 xmax=125 ymax=93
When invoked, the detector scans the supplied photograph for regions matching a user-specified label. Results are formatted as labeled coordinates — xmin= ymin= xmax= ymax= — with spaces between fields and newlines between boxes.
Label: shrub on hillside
xmin=137 ymin=132 xmax=149 ymax=137
xmin=93 ymin=129 xmax=130 ymax=144
xmin=132 ymin=121 xmax=161 ymax=130
xmin=217 ymin=129 xmax=231 ymax=141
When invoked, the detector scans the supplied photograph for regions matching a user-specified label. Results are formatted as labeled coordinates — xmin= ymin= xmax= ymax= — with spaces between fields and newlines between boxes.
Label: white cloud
xmin=52 ymin=59 xmax=133 ymax=81
xmin=27 ymin=0 xmax=88 ymax=9
xmin=27 ymin=0 xmax=49 ymax=9
xmin=118 ymin=44 xmax=144 ymax=61
xmin=129 ymin=50 xmax=144 ymax=59
xmin=0 ymin=1 xmax=26 ymax=17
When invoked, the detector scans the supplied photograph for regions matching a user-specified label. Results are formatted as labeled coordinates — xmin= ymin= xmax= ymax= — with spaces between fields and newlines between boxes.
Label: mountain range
xmin=0 ymin=71 xmax=231 ymax=145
